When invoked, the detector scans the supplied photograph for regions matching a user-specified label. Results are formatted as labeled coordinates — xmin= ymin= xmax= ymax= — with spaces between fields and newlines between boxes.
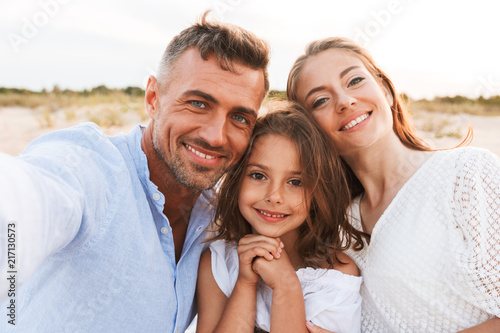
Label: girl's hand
xmin=306 ymin=321 xmax=336 ymax=333
xmin=252 ymin=248 xmax=297 ymax=291
xmin=237 ymin=234 xmax=283 ymax=285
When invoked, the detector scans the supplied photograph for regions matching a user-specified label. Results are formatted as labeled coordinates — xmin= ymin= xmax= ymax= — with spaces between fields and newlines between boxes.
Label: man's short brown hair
xmin=157 ymin=11 xmax=270 ymax=96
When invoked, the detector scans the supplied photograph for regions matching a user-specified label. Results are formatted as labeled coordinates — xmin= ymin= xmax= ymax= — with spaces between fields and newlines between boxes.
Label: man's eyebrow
xmin=183 ymin=90 xmax=217 ymax=103
xmin=183 ymin=90 xmax=257 ymax=118
xmin=234 ymin=106 xmax=257 ymax=119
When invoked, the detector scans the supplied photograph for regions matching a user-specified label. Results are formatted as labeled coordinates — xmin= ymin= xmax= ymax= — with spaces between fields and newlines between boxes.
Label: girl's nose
xmin=265 ymin=183 xmax=284 ymax=204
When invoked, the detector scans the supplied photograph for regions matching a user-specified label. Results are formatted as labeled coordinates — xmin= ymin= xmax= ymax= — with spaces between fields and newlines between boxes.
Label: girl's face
xmin=238 ymin=134 xmax=309 ymax=239
xmin=295 ymin=48 xmax=394 ymax=157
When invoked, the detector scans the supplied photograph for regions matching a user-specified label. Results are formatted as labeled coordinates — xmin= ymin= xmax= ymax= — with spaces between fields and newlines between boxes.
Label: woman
xmin=287 ymin=37 xmax=500 ymax=332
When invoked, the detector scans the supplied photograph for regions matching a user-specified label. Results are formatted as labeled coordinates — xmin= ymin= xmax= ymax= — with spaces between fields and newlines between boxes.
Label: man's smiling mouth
xmin=184 ymin=143 xmax=217 ymax=159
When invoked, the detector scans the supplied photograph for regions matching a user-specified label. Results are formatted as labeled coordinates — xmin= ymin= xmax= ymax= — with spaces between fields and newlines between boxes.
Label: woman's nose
xmin=336 ymin=91 xmax=356 ymax=113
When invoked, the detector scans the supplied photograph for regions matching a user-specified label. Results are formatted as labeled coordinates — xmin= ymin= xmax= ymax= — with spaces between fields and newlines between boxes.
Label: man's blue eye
xmin=232 ymin=115 xmax=248 ymax=123
xmin=191 ymin=101 xmax=206 ymax=108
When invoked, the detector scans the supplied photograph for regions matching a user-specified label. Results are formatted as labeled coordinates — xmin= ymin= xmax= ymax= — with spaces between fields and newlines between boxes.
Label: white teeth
xmin=341 ymin=113 xmax=369 ymax=131
xmin=185 ymin=144 xmax=216 ymax=159
xmin=258 ymin=209 xmax=285 ymax=218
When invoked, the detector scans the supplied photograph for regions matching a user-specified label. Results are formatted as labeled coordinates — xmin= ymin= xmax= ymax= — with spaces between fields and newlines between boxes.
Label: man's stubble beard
xmin=152 ymin=121 xmax=227 ymax=192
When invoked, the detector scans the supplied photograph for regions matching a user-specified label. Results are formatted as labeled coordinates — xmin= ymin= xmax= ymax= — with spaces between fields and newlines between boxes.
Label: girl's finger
xmin=306 ymin=321 xmax=336 ymax=333
xmin=238 ymin=241 xmax=281 ymax=259
xmin=238 ymin=245 xmax=275 ymax=261
xmin=238 ymin=235 xmax=283 ymax=257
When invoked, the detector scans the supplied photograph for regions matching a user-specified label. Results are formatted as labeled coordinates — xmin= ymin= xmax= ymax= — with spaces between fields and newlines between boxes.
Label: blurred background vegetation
xmin=1 ymin=86 xmax=500 ymax=116
xmin=2 ymin=86 xmax=500 ymax=156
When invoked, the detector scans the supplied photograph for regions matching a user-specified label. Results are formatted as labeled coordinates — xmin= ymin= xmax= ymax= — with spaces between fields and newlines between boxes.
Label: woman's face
xmin=295 ymin=48 xmax=394 ymax=157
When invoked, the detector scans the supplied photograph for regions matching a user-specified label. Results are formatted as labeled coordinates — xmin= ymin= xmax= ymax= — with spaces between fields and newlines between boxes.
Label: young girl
xmin=196 ymin=102 xmax=366 ymax=333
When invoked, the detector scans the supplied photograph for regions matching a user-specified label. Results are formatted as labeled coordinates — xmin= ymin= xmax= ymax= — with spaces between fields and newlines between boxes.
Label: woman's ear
xmin=145 ymin=76 xmax=159 ymax=119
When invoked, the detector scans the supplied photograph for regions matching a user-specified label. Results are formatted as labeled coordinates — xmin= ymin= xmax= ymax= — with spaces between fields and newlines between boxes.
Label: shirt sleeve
xmin=308 ymin=293 xmax=362 ymax=333
xmin=452 ymin=148 xmax=500 ymax=317
xmin=303 ymin=271 xmax=362 ymax=333
xmin=209 ymin=240 xmax=239 ymax=298
xmin=0 ymin=152 xmax=83 ymax=300
xmin=0 ymin=123 xmax=123 ymax=301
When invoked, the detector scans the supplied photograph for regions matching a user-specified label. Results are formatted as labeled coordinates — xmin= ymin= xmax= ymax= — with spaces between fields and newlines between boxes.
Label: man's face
xmin=146 ymin=48 xmax=265 ymax=191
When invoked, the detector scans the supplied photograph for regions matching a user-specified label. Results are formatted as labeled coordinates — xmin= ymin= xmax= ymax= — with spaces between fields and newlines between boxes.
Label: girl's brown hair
xmin=287 ymin=37 xmax=472 ymax=197
xmin=213 ymin=101 xmax=365 ymax=268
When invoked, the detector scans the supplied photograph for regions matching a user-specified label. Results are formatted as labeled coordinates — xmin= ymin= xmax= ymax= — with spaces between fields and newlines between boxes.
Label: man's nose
xmin=198 ymin=113 xmax=228 ymax=148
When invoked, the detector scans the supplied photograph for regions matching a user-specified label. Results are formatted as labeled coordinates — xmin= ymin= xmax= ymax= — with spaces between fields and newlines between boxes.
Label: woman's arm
xmin=458 ymin=317 xmax=500 ymax=332
xmin=454 ymin=150 xmax=500 ymax=325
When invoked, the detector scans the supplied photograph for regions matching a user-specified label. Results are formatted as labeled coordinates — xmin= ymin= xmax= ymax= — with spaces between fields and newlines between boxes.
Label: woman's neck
xmin=343 ymin=134 xmax=433 ymax=209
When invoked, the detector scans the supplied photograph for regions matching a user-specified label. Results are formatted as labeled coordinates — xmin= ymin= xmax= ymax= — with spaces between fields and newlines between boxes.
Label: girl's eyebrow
xmin=247 ymin=163 xmax=302 ymax=175
xmin=247 ymin=162 xmax=267 ymax=170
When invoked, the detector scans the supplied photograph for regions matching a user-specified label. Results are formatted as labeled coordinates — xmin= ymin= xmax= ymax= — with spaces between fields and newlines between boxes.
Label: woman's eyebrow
xmin=340 ymin=65 xmax=360 ymax=79
xmin=304 ymin=66 xmax=361 ymax=102
xmin=305 ymin=86 xmax=326 ymax=102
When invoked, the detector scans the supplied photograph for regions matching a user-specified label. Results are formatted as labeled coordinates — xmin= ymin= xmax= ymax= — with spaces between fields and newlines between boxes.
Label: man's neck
xmin=141 ymin=124 xmax=202 ymax=262
xmin=141 ymin=124 xmax=202 ymax=210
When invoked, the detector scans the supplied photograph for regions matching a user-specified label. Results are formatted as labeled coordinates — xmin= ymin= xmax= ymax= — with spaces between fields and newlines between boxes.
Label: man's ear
xmin=145 ymin=76 xmax=159 ymax=119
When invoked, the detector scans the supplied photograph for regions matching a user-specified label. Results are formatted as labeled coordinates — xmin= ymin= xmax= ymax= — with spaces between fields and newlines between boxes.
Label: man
xmin=0 ymin=12 xmax=269 ymax=332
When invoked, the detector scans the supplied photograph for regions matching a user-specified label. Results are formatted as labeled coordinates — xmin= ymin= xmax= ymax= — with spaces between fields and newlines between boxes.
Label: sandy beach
xmin=0 ymin=106 xmax=499 ymax=157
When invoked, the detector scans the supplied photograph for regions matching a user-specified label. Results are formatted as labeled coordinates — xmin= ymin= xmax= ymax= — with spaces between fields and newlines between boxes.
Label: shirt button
xmin=160 ymin=227 xmax=168 ymax=234
xmin=153 ymin=193 xmax=161 ymax=201
xmin=174 ymin=329 xmax=178 ymax=333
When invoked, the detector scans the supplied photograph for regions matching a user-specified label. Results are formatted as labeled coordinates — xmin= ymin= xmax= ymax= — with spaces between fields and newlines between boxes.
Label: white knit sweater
xmin=345 ymin=147 xmax=500 ymax=332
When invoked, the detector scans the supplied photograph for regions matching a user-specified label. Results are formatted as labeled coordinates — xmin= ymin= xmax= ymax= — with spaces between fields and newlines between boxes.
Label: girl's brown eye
xmin=288 ymin=179 xmax=302 ymax=187
xmin=250 ymin=172 xmax=265 ymax=180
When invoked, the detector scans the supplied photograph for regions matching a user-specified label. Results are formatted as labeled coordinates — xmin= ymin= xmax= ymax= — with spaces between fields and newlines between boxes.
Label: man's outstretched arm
xmin=0 ymin=152 xmax=83 ymax=301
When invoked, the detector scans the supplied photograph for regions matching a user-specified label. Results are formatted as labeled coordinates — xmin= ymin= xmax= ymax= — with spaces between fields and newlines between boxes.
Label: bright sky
xmin=2 ymin=0 xmax=500 ymax=100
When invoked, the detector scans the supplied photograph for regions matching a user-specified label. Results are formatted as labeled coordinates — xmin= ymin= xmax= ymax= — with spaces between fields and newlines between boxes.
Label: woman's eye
xmin=288 ymin=179 xmax=302 ymax=187
xmin=190 ymin=100 xmax=206 ymax=108
xmin=348 ymin=76 xmax=365 ymax=87
xmin=312 ymin=98 xmax=327 ymax=109
xmin=250 ymin=172 xmax=266 ymax=180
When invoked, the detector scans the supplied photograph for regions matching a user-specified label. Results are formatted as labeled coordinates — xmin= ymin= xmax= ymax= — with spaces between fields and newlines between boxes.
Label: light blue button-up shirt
xmin=0 ymin=123 xmax=213 ymax=332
